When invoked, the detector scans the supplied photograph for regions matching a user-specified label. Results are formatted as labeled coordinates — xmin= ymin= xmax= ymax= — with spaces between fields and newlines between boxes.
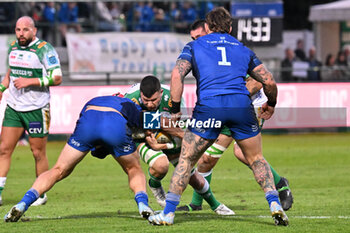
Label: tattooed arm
xmin=249 ymin=64 xmax=278 ymax=120
xmin=245 ymin=76 xmax=262 ymax=96
xmin=170 ymin=59 xmax=192 ymax=103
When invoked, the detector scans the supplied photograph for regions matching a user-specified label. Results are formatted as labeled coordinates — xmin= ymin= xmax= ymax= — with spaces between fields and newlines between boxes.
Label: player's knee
xmin=32 ymin=150 xmax=47 ymax=162
xmin=197 ymin=154 xmax=218 ymax=173
xmin=151 ymin=156 xmax=169 ymax=176
xmin=0 ymin=146 xmax=12 ymax=158
xmin=51 ymin=165 xmax=67 ymax=181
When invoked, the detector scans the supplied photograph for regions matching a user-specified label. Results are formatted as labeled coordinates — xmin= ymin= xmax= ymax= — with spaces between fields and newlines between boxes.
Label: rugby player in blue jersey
xmin=148 ymin=7 xmax=288 ymax=226
xmin=4 ymin=96 xmax=154 ymax=222
xmin=177 ymin=20 xmax=293 ymax=213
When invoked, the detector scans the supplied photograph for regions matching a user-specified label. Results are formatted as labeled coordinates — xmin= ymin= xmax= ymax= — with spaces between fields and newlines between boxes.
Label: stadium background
xmin=0 ymin=1 xmax=349 ymax=231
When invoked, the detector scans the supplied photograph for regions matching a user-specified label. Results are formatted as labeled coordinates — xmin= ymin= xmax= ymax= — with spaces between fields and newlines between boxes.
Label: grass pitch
xmin=0 ymin=132 xmax=349 ymax=232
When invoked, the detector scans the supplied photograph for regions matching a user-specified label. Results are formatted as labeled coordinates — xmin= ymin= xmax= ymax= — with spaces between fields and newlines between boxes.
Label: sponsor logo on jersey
xmin=164 ymin=94 xmax=169 ymax=101
xmin=28 ymin=121 xmax=42 ymax=134
xmin=123 ymin=145 xmax=132 ymax=152
xmin=168 ymin=99 xmax=172 ymax=107
xmin=70 ymin=138 xmax=81 ymax=147
xmin=11 ymin=69 xmax=33 ymax=77
xmin=131 ymin=98 xmax=140 ymax=105
xmin=37 ymin=41 xmax=47 ymax=49
xmin=18 ymin=54 xmax=23 ymax=60
xmin=251 ymin=124 xmax=259 ymax=132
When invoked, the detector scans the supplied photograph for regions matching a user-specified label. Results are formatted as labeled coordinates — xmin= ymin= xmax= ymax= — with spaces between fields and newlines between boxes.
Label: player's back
xmin=189 ymin=33 xmax=259 ymax=101
xmin=83 ymin=96 xmax=142 ymax=127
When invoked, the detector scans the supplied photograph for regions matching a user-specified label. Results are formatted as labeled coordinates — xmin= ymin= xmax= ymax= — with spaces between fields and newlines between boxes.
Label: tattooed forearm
xmin=175 ymin=59 xmax=192 ymax=84
xmin=250 ymin=64 xmax=272 ymax=84
xmin=169 ymin=130 xmax=214 ymax=194
xmin=250 ymin=64 xmax=277 ymax=106
xmin=245 ymin=77 xmax=262 ymax=96
xmin=250 ymin=158 xmax=275 ymax=192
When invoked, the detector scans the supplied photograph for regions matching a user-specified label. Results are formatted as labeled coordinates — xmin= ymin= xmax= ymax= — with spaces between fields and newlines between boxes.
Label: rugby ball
xmin=155 ymin=131 xmax=172 ymax=143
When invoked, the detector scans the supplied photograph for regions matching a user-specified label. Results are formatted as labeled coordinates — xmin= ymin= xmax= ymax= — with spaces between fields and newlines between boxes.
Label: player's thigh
xmin=0 ymin=126 xmax=24 ymax=153
xmin=115 ymin=151 xmax=142 ymax=174
xmin=235 ymin=133 xmax=263 ymax=165
xmin=53 ymin=143 xmax=88 ymax=173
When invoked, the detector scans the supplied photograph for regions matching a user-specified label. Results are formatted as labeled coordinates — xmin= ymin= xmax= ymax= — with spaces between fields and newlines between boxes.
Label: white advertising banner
xmin=66 ymin=32 xmax=191 ymax=79
xmin=0 ymin=83 xmax=349 ymax=134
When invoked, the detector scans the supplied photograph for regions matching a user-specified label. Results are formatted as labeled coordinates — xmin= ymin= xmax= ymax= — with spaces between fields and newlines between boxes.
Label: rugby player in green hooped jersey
xmin=124 ymin=75 xmax=235 ymax=215
xmin=0 ymin=16 xmax=62 ymax=207
xmin=176 ymin=19 xmax=293 ymax=213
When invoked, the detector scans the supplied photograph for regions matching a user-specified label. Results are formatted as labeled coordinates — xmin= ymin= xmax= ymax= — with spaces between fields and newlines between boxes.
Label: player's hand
xmin=145 ymin=133 xmax=166 ymax=151
xmin=259 ymin=102 xmax=275 ymax=120
xmin=13 ymin=77 xmax=32 ymax=89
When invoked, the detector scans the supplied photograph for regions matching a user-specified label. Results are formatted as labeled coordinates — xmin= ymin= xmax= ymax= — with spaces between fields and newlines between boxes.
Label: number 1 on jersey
xmin=217 ymin=47 xmax=231 ymax=66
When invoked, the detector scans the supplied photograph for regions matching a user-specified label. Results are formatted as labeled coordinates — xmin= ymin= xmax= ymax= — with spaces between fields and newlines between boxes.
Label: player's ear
xmin=229 ymin=26 xmax=232 ymax=34
xmin=205 ymin=23 xmax=210 ymax=34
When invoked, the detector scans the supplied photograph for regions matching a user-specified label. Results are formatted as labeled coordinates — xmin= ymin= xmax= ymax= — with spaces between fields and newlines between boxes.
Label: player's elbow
xmin=53 ymin=75 xmax=62 ymax=86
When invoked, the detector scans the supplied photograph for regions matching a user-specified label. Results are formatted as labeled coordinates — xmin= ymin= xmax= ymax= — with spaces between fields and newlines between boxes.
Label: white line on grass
xmin=23 ymin=215 xmax=350 ymax=221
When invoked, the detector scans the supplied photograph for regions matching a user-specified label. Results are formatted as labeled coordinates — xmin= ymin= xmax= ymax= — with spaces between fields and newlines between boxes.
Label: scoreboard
xmin=231 ymin=2 xmax=283 ymax=46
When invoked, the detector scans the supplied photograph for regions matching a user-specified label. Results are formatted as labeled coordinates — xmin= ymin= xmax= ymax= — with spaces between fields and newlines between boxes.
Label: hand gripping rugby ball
xmin=154 ymin=131 xmax=172 ymax=143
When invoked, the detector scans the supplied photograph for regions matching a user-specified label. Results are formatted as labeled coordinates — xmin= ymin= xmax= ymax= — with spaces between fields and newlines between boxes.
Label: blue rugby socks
xmin=164 ymin=192 xmax=180 ymax=214
xmin=265 ymin=190 xmax=281 ymax=206
xmin=20 ymin=188 xmax=40 ymax=210
xmin=135 ymin=191 xmax=149 ymax=206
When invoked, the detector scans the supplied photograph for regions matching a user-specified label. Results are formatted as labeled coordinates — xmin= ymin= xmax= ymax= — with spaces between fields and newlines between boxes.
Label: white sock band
xmin=195 ymin=178 xmax=209 ymax=194
xmin=204 ymin=143 xmax=227 ymax=158
xmin=198 ymin=169 xmax=213 ymax=178
xmin=0 ymin=177 xmax=7 ymax=187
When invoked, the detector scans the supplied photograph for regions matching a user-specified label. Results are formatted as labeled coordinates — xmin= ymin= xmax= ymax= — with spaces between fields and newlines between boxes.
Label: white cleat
xmin=214 ymin=204 xmax=235 ymax=216
xmin=0 ymin=196 xmax=2 ymax=206
xmin=4 ymin=202 xmax=26 ymax=222
xmin=270 ymin=201 xmax=289 ymax=226
xmin=148 ymin=211 xmax=174 ymax=225
xmin=31 ymin=193 xmax=48 ymax=206
xmin=149 ymin=185 xmax=166 ymax=207
xmin=138 ymin=202 xmax=154 ymax=219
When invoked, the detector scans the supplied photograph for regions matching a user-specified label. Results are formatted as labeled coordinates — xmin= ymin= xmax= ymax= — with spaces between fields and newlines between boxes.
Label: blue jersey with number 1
xmin=178 ymin=32 xmax=262 ymax=102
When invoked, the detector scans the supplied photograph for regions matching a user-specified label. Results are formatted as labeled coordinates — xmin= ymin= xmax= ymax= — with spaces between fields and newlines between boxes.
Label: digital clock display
xmin=231 ymin=18 xmax=283 ymax=46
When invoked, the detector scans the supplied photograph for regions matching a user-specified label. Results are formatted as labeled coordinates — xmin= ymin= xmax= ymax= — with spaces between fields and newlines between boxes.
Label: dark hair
xmin=190 ymin=19 xmax=205 ymax=31
xmin=205 ymin=7 xmax=232 ymax=33
xmin=140 ymin=75 xmax=161 ymax=98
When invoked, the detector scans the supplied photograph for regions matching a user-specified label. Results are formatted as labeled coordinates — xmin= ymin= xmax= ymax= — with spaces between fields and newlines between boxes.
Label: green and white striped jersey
xmin=7 ymin=38 xmax=60 ymax=111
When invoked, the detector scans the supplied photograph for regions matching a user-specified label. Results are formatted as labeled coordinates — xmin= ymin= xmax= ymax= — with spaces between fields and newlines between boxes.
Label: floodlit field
xmin=0 ymin=133 xmax=349 ymax=232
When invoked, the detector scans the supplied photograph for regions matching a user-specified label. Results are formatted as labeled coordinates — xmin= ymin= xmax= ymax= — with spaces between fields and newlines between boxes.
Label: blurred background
xmin=0 ymin=0 xmax=349 ymax=136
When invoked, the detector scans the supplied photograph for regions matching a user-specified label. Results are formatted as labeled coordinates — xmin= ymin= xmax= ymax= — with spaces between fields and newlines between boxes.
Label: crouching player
xmin=124 ymin=75 xmax=234 ymax=215
xmin=4 ymin=95 xmax=154 ymax=222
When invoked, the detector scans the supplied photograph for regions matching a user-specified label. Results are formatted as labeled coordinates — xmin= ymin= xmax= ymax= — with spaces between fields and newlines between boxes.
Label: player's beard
xmin=17 ymin=36 xmax=33 ymax=47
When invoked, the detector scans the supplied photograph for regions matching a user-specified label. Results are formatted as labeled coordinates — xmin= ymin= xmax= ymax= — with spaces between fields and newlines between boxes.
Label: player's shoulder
xmin=33 ymin=39 xmax=55 ymax=51
xmin=8 ymin=40 xmax=18 ymax=53
xmin=124 ymin=83 xmax=141 ymax=105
